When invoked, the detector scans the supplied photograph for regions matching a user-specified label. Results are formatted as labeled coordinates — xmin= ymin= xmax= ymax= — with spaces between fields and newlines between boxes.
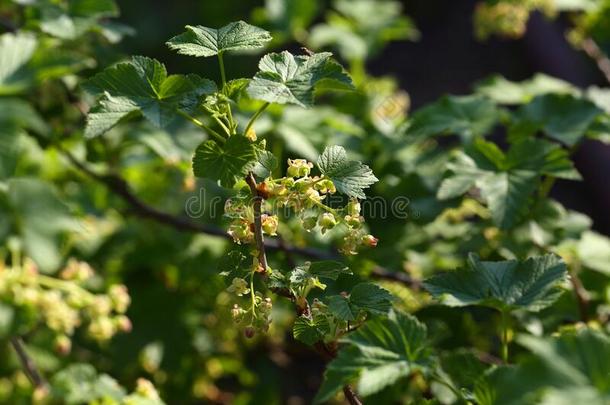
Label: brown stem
xmin=10 ymin=337 xmax=47 ymax=389
xmin=581 ymin=37 xmax=610 ymax=85
xmin=343 ymin=385 xmax=364 ymax=405
xmin=245 ymin=173 xmax=269 ymax=274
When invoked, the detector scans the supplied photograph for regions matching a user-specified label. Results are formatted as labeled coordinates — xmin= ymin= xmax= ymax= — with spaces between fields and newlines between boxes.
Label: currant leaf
xmin=317 ymin=145 xmax=378 ymax=199
xmin=192 ymin=136 xmax=257 ymax=187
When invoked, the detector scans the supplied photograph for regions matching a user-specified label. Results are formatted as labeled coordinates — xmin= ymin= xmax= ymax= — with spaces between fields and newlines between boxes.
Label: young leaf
xmin=509 ymin=94 xmax=604 ymax=146
xmin=166 ymin=21 xmax=272 ymax=57
xmin=317 ymin=145 xmax=378 ymax=199
xmin=307 ymin=261 xmax=351 ymax=280
xmin=423 ymin=253 xmax=567 ymax=312
xmin=246 ymin=51 xmax=353 ymax=107
xmin=293 ymin=315 xmax=331 ymax=345
xmin=438 ymin=138 xmax=580 ymax=228
xmin=327 ymin=282 xmax=393 ymax=321
xmin=192 ymin=136 xmax=257 ymax=187
xmin=83 ymin=56 xmax=216 ymax=137
xmin=405 ymin=95 xmax=499 ymax=142
xmin=315 ymin=310 xmax=430 ymax=402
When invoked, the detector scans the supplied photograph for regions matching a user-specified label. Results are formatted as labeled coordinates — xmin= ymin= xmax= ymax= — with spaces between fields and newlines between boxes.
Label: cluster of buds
xmin=230 ymin=295 xmax=273 ymax=338
xmin=0 ymin=258 xmax=131 ymax=354
xmin=473 ymin=0 xmax=554 ymax=40
xmin=224 ymin=198 xmax=279 ymax=244
xmin=338 ymin=200 xmax=378 ymax=255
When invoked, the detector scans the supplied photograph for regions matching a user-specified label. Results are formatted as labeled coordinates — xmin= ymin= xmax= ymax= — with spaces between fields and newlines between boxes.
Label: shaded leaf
xmin=327 ymin=282 xmax=393 ymax=321
xmin=293 ymin=315 xmax=331 ymax=345
xmin=83 ymin=56 xmax=216 ymax=137
xmin=192 ymin=136 xmax=257 ymax=187
xmin=315 ymin=310 xmax=430 ymax=402
xmin=424 ymin=253 xmax=567 ymax=312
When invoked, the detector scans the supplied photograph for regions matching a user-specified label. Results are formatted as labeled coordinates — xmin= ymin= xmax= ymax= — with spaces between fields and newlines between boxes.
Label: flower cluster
xmin=0 ymin=258 xmax=131 ymax=353
xmin=224 ymin=158 xmax=378 ymax=254
xmin=228 ymin=283 xmax=273 ymax=338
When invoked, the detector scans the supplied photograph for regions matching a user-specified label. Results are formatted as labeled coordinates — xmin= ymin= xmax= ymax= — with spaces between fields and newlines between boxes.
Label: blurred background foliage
xmin=2 ymin=0 xmax=610 ymax=404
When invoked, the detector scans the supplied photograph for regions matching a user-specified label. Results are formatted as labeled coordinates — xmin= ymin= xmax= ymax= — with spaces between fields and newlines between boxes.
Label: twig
xmin=343 ymin=385 xmax=363 ymax=405
xmin=569 ymin=266 xmax=590 ymax=323
xmin=245 ymin=172 xmax=269 ymax=274
xmin=10 ymin=337 xmax=47 ymax=389
xmin=581 ymin=37 xmax=610 ymax=85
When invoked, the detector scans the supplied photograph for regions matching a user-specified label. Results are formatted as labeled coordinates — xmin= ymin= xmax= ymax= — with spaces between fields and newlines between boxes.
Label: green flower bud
xmin=318 ymin=213 xmax=337 ymax=232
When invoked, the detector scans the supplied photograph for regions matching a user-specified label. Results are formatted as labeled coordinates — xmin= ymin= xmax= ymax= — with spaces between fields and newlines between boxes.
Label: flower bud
xmin=318 ymin=213 xmax=337 ymax=232
xmin=261 ymin=214 xmax=278 ymax=236
xmin=226 ymin=278 xmax=250 ymax=296
xmin=362 ymin=234 xmax=378 ymax=247
xmin=54 ymin=335 xmax=72 ymax=355
xmin=287 ymin=159 xmax=313 ymax=178
xmin=347 ymin=200 xmax=361 ymax=216
xmin=244 ymin=326 xmax=256 ymax=338
xmin=115 ymin=315 xmax=133 ymax=333
xmin=135 ymin=378 xmax=161 ymax=400
xmin=109 ymin=284 xmax=131 ymax=314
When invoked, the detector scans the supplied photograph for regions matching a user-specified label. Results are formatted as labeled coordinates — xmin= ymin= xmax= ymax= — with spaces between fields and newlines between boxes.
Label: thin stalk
xmin=176 ymin=110 xmax=225 ymax=144
xmin=245 ymin=173 xmax=269 ymax=274
xmin=538 ymin=176 xmax=556 ymax=199
xmin=500 ymin=310 xmax=510 ymax=364
xmin=244 ymin=102 xmax=270 ymax=137
xmin=250 ymin=270 xmax=257 ymax=319
xmin=211 ymin=114 xmax=231 ymax=136
xmin=10 ymin=337 xmax=47 ymax=389
xmin=218 ymin=52 xmax=227 ymax=88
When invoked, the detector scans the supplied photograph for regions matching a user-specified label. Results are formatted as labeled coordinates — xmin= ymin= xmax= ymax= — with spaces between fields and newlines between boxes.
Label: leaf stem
xmin=244 ymin=102 xmax=270 ymax=137
xmin=176 ymin=110 xmax=225 ymax=144
xmin=218 ymin=52 xmax=227 ymax=88
xmin=500 ymin=309 xmax=510 ymax=364
xmin=250 ymin=270 xmax=257 ymax=319
xmin=538 ymin=175 xmax=556 ymax=199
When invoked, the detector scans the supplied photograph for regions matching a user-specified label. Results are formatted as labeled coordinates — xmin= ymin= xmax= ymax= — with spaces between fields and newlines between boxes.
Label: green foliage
xmin=83 ymin=56 xmax=216 ymax=137
xmin=424 ymin=253 xmax=567 ymax=312
xmin=246 ymin=51 xmax=353 ymax=107
xmin=315 ymin=310 xmax=430 ymax=402
xmin=166 ymin=21 xmax=272 ymax=57
xmin=317 ymin=145 xmax=378 ymax=199
xmin=192 ymin=136 xmax=257 ymax=187
xmin=327 ymin=282 xmax=394 ymax=321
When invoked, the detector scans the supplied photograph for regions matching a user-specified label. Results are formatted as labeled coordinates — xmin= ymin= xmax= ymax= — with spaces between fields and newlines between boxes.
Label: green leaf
xmin=510 ymin=94 xmax=604 ymax=146
xmin=293 ymin=315 xmax=331 ymax=345
xmin=83 ymin=56 xmax=216 ymax=137
xmin=477 ymin=328 xmax=610 ymax=405
xmin=51 ymin=363 xmax=126 ymax=404
xmin=192 ymin=136 xmax=257 ymax=187
xmin=217 ymin=250 xmax=249 ymax=277
xmin=315 ymin=310 xmax=430 ymax=402
xmin=252 ymin=149 xmax=278 ymax=179
xmin=307 ymin=261 xmax=351 ymax=280
xmin=3 ymin=178 xmax=77 ymax=273
xmin=423 ymin=253 xmax=567 ymax=312
xmin=327 ymin=282 xmax=393 ymax=321
xmin=405 ymin=95 xmax=499 ymax=142
xmin=438 ymin=138 xmax=580 ymax=228
xmin=475 ymin=73 xmax=578 ymax=104
xmin=37 ymin=0 xmax=119 ymax=40
xmin=0 ymin=32 xmax=87 ymax=94
xmin=317 ymin=145 xmax=378 ymax=199
xmin=576 ymin=231 xmax=610 ymax=275
xmin=246 ymin=51 xmax=353 ymax=107
xmin=166 ymin=21 xmax=272 ymax=57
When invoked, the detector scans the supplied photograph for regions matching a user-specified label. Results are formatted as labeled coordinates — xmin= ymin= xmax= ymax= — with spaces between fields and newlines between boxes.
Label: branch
xmin=61 ymin=149 xmax=418 ymax=288
xmin=343 ymin=385 xmax=363 ymax=405
xmin=245 ymin=173 xmax=269 ymax=274
xmin=580 ymin=37 xmax=610 ymax=85
xmin=10 ymin=337 xmax=47 ymax=389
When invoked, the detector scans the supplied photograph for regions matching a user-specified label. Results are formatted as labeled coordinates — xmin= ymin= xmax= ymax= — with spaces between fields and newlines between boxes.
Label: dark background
xmin=115 ymin=0 xmax=610 ymax=233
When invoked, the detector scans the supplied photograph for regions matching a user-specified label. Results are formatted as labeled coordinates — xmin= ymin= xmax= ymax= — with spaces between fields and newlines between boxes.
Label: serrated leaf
xmin=246 ymin=51 xmax=353 ymax=107
xmin=405 ymin=95 xmax=499 ymax=142
xmin=293 ymin=315 xmax=331 ymax=346
xmin=423 ymin=253 xmax=567 ymax=312
xmin=83 ymin=56 xmax=216 ymax=137
xmin=252 ymin=149 xmax=278 ymax=179
xmin=475 ymin=73 xmax=578 ymax=104
xmin=327 ymin=282 xmax=393 ymax=321
xmin=438 ymin=138 xmax=580 ymax=228
xmin=510 ymin=94 xmax=604 ymax=146
xmin=315 ymin=311 xmax=430 ymax=402
xmin=192 ymin=136 xmax=257 ymax=187
xmin=317 ymin=145 xmax=378 ymax=199
xmin=166 ymin=21 xmax=271 ymax=57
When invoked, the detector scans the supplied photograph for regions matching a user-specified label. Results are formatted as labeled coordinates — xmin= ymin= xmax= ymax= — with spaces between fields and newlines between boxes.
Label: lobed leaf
xmin=192 ymin=136 xmax=257 ymax=187
xmin=317 ymin=145 xmax=378 ymax=199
